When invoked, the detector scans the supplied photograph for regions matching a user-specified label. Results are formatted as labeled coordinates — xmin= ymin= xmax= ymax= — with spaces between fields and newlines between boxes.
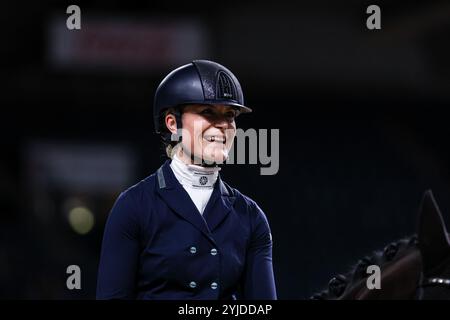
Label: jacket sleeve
xmin=241 ymin=202 xmax=277 ymax=300
xmin=96 ymin=191 xmax=141 ymax=299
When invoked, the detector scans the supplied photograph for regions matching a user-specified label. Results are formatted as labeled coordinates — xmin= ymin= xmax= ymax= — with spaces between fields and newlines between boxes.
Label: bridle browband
xmin=420 ymin=277 xmax=450 ymax=288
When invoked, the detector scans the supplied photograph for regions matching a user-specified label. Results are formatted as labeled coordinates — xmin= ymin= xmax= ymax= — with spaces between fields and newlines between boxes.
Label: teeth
xmin=205 ymin=136 xmax=225 ymax=143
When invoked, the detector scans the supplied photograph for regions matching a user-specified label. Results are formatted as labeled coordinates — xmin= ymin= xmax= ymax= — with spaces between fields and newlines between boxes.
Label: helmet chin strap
xmin=172 ymin=108 xmax=183 ymax=143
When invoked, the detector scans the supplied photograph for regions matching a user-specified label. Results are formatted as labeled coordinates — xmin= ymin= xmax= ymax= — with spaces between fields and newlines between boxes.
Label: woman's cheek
xmin=190 ymin=136 xmax=202 ymax=158
xmin=226 ymin=132 xmax=236 ymax=151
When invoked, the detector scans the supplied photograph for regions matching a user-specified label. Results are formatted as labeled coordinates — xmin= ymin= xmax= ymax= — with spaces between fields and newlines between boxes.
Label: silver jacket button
xmin=190 ymin=246 xmax=197 ymax=254
xmin=189 ymin=281 xmax=197 ymax=289
xmin=211 ymin=282 xmax=218 ymax=290
xmin=210 ymin=248 xmax=218 ymax=256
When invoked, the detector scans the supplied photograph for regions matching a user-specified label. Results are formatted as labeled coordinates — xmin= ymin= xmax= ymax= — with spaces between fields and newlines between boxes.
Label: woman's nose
xmin=213 ymin=118 xmax=231 ymax=128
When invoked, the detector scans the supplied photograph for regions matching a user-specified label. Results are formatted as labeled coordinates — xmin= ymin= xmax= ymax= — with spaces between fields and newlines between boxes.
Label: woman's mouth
xmin=203 ymin=135 xmax=226 ymax=144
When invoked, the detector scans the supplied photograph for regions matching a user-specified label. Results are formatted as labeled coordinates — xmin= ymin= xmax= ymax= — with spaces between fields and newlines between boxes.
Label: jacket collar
xmin=155 ymin=160 xmax=236 ymax=240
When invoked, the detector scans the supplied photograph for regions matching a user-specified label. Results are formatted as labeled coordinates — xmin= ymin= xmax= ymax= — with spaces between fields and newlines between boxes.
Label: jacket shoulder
xmin=121 ymin=171 xmax=157 ymax=197
xmin=113 ymin=172 xmax=158 ymax=216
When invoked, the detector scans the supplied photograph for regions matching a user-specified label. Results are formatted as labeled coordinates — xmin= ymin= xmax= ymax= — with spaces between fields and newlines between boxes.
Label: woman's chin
xmin=202 ymin=150 xmax=228 ymax=165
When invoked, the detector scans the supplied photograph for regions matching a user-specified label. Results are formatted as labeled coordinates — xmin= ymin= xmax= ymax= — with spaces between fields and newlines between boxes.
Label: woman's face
xmin=166 ymin=104 xmax=237 ymax=164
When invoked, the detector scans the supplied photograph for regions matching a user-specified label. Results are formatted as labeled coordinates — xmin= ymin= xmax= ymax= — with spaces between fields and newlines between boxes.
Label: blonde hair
xmin=160 ymin=107 xmax=181 ymax=159
xmin=166 ymin=143 xmax=176 ymax=159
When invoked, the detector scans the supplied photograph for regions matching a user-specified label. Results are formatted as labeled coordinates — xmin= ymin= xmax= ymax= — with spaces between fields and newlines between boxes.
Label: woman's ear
xmin=165 ymin=113 xmax=178 ymax=134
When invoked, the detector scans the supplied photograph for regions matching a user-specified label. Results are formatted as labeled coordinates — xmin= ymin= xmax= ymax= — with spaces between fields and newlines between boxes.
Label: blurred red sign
xmin=48 ymin=16 xmax=209 ymax=72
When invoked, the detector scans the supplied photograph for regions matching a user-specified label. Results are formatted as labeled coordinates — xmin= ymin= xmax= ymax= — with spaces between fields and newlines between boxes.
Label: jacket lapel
xmin=203 ymin=176 xmax=236 ymax=232
xmin=155 ymin=160 xmax=212 ymax=238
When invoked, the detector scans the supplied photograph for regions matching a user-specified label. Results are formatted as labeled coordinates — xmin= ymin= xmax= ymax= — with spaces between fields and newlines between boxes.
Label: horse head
xmin=311 ymin=190 xmax=450 ymax=300
xmin=416 ymin=190 xmax=450 ymax=299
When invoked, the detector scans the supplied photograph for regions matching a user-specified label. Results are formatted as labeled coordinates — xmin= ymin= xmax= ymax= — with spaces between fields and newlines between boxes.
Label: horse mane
xmin=310 ymin=234 xmax=420 ymax=300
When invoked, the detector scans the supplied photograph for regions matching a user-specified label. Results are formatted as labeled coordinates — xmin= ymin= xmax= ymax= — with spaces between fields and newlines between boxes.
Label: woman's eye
xmin=200 ymin=109 xmax=213 ymax=115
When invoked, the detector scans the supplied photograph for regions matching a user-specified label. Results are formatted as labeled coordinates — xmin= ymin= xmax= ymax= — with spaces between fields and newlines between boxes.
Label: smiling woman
xmin=96 ymin=60 xmax=277 ymax=300
xmin=165 ymin=104 xmax=238 ymax=166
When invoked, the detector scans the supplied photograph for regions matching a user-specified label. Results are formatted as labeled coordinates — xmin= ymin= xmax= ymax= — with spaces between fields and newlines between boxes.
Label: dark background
xmin=2 ymin=0 xmax=450 ymax=299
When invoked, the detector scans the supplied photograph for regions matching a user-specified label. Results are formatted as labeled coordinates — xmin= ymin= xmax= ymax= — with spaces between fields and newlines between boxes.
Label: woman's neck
xmin=173 ymin=146 xmax=217 ymax=167
xmin=174 ymin=147 xmax=194 ymax=165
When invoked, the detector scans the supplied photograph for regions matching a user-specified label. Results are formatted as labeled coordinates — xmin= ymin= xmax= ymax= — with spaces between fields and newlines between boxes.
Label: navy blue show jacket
xmin=96 ymin=160 xmax=277 ymax=300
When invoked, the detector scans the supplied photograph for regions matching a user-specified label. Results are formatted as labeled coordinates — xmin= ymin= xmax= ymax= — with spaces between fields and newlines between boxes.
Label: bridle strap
xmin=420 ymin=277 xmax=450 ymax=288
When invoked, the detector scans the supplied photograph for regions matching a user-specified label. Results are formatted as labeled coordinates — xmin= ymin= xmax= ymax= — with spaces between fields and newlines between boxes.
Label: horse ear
xmin=418 ymin=190 xmax=450 ymax=274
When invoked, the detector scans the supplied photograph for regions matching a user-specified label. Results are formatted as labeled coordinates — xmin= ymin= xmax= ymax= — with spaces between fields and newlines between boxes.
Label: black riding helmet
xmin=153 ymin=60 xmax=252 ymax=134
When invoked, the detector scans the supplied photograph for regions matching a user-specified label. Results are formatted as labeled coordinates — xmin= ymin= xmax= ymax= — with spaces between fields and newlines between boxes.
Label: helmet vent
xmin=216 ymin=71 xmax=237 ymax=101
